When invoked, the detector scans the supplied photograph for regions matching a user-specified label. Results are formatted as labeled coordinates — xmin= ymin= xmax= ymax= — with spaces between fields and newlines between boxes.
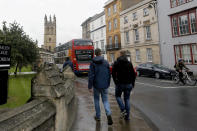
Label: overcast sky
xmin=0 ymin=0 xmax=106 ymax=47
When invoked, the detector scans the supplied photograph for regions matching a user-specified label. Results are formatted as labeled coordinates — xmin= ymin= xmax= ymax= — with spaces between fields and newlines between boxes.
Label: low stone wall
xmin=0 ymin=64 xmax=77 ymax=131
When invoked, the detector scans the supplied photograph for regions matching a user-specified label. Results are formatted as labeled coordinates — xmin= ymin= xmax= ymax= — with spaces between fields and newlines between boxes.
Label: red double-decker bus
xmin=55 ymin=39 xmax=94 ymax=75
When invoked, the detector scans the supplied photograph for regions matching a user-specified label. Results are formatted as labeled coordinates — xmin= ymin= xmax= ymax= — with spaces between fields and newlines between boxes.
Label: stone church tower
xmin=44 ymin=15 xmax=56 ymax=52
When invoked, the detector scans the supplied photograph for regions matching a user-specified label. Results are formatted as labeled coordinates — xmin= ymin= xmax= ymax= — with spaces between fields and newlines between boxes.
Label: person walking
xmin=88 ymin=48 xmax=113 ymax=125
xmin=112 ymin=51 xmax=136 ymax=121
xmin=63 ymin=57 xmax=73 ymax=69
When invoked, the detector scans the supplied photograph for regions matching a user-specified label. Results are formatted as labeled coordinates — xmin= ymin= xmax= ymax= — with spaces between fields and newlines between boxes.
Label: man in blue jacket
xmin=88 ymin=48 xmax=113 ymax=125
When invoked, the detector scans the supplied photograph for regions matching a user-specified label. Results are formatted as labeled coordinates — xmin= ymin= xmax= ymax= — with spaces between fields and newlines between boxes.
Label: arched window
xmin=49 ymin=46 xmax=51 ymax=51
xmin=49 ymin=37 xmax=51 ymax=42
xmin=51 ymin=27 xmax=53 ymax=34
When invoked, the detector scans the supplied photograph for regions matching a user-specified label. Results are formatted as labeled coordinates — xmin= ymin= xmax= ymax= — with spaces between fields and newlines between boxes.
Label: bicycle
xmin=172 ymin=69 xmax=197 ymax=86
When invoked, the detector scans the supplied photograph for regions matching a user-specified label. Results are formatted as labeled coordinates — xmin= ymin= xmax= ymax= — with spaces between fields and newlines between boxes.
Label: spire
xmin=53 ymin=15 xmax=56 ymax=23
xmin=44 ymin=14 xmax=47 ymax=24
xmin=50 ymin=15 xmax=52 ymax=23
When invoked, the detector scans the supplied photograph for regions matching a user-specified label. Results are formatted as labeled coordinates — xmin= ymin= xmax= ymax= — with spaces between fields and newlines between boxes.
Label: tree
xmin=0 ymin=21 xmax=39 ymax=74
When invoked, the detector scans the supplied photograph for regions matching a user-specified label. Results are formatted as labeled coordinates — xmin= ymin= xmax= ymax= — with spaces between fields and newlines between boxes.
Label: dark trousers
xmin=115 ymin=84 xmax=133 ymax=119
xmin=179 ymin=71 xmax=185 ymax=84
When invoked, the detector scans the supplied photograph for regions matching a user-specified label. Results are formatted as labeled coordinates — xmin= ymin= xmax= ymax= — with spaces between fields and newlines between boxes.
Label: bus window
xmin=74 ymin=40 xmax=93 ymax=46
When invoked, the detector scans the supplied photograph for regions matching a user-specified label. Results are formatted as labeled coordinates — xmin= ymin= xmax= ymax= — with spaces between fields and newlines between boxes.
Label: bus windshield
xmin=74 ymin=40 xmax=93 ymax=46
xmin=75 ymin=50 xmax=93 ymax=62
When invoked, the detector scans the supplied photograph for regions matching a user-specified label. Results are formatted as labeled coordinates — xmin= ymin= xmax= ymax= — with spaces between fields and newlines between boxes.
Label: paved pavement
xmin=71 ymin=78 xmax=153 ymax=131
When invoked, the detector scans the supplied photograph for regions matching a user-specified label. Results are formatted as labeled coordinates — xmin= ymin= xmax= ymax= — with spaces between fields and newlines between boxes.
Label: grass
xmin=8 ymin=65 xmax=32 ymax=73
xmin=0 ymin=74 xmax=35 ymax=109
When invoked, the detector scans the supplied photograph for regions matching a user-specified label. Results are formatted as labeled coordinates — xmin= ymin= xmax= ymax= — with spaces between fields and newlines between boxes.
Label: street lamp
xmin=148 ymin=0 xmax=157 ymax=15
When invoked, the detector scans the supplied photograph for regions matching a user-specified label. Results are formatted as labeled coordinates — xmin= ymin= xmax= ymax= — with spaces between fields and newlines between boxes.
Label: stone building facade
xmin=120 ymin=0 xmax=160 ymax=67
xmin=38 ymin=48 xmax=54 ymax=67
xmin=43 ymin=15 xmax=56 ymax=52
xmin=81 ymin=17 xmax=92 ymax=39
xmin=157 ymin=0 xmax=197 ymax=73
xmin=90 ymin=11 xmax=107 ymax=59
xmin=104 ymin=0 xmax=122 ymax=64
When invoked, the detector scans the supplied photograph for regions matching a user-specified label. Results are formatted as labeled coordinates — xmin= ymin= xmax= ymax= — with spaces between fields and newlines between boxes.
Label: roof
xmin=90 ymin=11 xmax=105 ymax=22
xmin=81 ymin=17 xmax=92 ymax=26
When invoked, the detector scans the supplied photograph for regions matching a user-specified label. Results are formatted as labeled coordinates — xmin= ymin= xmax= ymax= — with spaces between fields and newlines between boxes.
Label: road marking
xmin=136 ymin=82 xmax=197 ymax=89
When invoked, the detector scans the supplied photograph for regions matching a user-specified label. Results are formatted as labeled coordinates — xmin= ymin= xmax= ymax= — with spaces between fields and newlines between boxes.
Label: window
xmin=174 ymin=44 xmax=197 ymax=65
xmin=189 ymin=13 xmax=197 ymax=33
xmin=172 ymin=17 xmax=179 ymax=36
xmin=114 ymin=18 xmax=118 ymax=29
xmin=108 ymin=21 xmax=111 ymax=31
xmin=145 ymin=26 xmax=151 ymax=40
xmin=192 ymin=44 xmax=197 ymax=64
xmin=113 ymin=4 xmax=117 ymax=13
xmin=134 ymin=28 xmax=139 ymax=41
xmin=170 ymin=0 xmax=193 ymax=8
xmin=101 ymin=16 xmax=103 ymax=25
xmin=92 ymin=22 xmax=94 ymax=30
xmin=108 ymin=7 xmax=111 ymax=16
xmin=124 ymin=16 xmax=128 ymax=24
xmin=114 ymin=35 xmax=118 ymax=48
xmin=143 ymin=8 xmax=149 ymax=16
xmin=101 ymin=40 xmax=105 ymax=52
xmin=125 ymin=31 xmax=130 ymax=44
xmin=177 ymin=0 xmax=186 ymax=5
xmin=179 ymin=15 xmax=189 ymax=35
xmin=133 ymin=12 xmax=137 ymax=20
xmin=49 ymin=37 xmax=51 ymax=42
xmin=147 ymin=48 xmax=153 ymax=62
xmin=171 ymin=0 xmax=177 ymax=7
xmin=92 ymin=33 xmax=94 ymax=40
xmin=136 ymin=49 xmax=141 ymax=62
xmin=181 ymin=45 xmax=192 ymax=64
xmin=171 ymin=8 xmax=197 ymax=37
xmin=109 ymin=36 xmax=112 ymax=48
xmin=96 ymin=41 xmax=99 ymax=49
xmin=101 ymin=28 xmax=103 ymax=37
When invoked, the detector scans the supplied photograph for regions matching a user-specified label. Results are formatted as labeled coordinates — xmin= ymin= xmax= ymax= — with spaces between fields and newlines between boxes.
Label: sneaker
xmin=124 ymin=117 xmax=130 ymax=121
xmin=94 ymin=116 xmax=101 ymax=122
xmin=107 ymin=115 xmax=113 ymax=125
xmin=120 ymin=110 xmax=127 ymax=119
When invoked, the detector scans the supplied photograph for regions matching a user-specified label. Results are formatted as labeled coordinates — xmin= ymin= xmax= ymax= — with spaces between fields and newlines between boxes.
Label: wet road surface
xmin=71 ymin=79 xmax=153 ymax=131
xmin=131 ymin=77 xmax=197 ymax=131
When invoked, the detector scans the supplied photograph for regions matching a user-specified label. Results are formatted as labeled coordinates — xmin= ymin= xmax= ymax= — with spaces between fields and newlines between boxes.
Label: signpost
xmin=0 ymin=44 xmax=11 ymax=105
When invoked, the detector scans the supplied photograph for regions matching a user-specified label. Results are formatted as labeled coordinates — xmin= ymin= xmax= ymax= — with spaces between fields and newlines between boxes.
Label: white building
xmin=90 ymin=11 xmax=107 ymax=59
xmin=157 ymin=0 xmax=197 ymax=73
xmin=120 ymin=0 xmax=160 ymax=67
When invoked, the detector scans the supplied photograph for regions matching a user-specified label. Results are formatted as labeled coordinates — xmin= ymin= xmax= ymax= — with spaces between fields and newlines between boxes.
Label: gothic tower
xmin=44 ymin=14 xmax=56 ymax=52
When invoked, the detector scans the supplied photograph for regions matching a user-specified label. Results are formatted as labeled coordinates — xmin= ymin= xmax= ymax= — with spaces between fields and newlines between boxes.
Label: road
xmin=130 ymin=77 xmax=197 ymax=131
xmin=77 ymin=76 xmax=197 ymax=131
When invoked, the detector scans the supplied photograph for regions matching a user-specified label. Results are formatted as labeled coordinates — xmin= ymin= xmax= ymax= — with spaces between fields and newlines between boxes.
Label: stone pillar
xmin=32 ymin=64 xmax=77 ymax=131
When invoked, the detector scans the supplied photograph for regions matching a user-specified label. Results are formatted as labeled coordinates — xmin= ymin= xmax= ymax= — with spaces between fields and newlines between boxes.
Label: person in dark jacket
xmin=174 ymin=58 xmax=189 ymax=85
xmin=88 ymin=48 xmax=113 ymax=125
xmin=63 ymin=57 xmax=73 ymax=69
xmin=112 ymin=50 xmax=136 ymax=120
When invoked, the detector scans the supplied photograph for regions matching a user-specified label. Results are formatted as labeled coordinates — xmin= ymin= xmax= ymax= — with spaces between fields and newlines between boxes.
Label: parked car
xmin=136 ymin=63 xmax=176 ymax=79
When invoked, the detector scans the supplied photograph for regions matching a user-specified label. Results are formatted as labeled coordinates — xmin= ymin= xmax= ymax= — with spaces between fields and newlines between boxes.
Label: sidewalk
xmin=9 ymin=72 xmax=37 ymax=76
xmin=71 ymin=79 xmax=153 ymax=131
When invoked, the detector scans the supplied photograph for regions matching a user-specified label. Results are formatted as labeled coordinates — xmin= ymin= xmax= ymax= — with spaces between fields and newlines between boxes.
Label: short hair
xmin=95 ymin=48 xmax=101 ymax=56
xmin=120 ymin=50 xmax=126 ymax=56
xmin=65 ymin=57 xmax=70 ymax=61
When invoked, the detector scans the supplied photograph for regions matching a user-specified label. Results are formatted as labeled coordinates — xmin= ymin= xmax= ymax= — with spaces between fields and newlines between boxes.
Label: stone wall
xmin=0 ymin=64 xmax=77 ymax=131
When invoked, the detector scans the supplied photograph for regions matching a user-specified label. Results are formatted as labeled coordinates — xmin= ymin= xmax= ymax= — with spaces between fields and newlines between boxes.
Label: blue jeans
xmin=115 ymin=84 xmax=133 ymax=119
xmin=93 ymin=88 xmax=112 ymax=118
